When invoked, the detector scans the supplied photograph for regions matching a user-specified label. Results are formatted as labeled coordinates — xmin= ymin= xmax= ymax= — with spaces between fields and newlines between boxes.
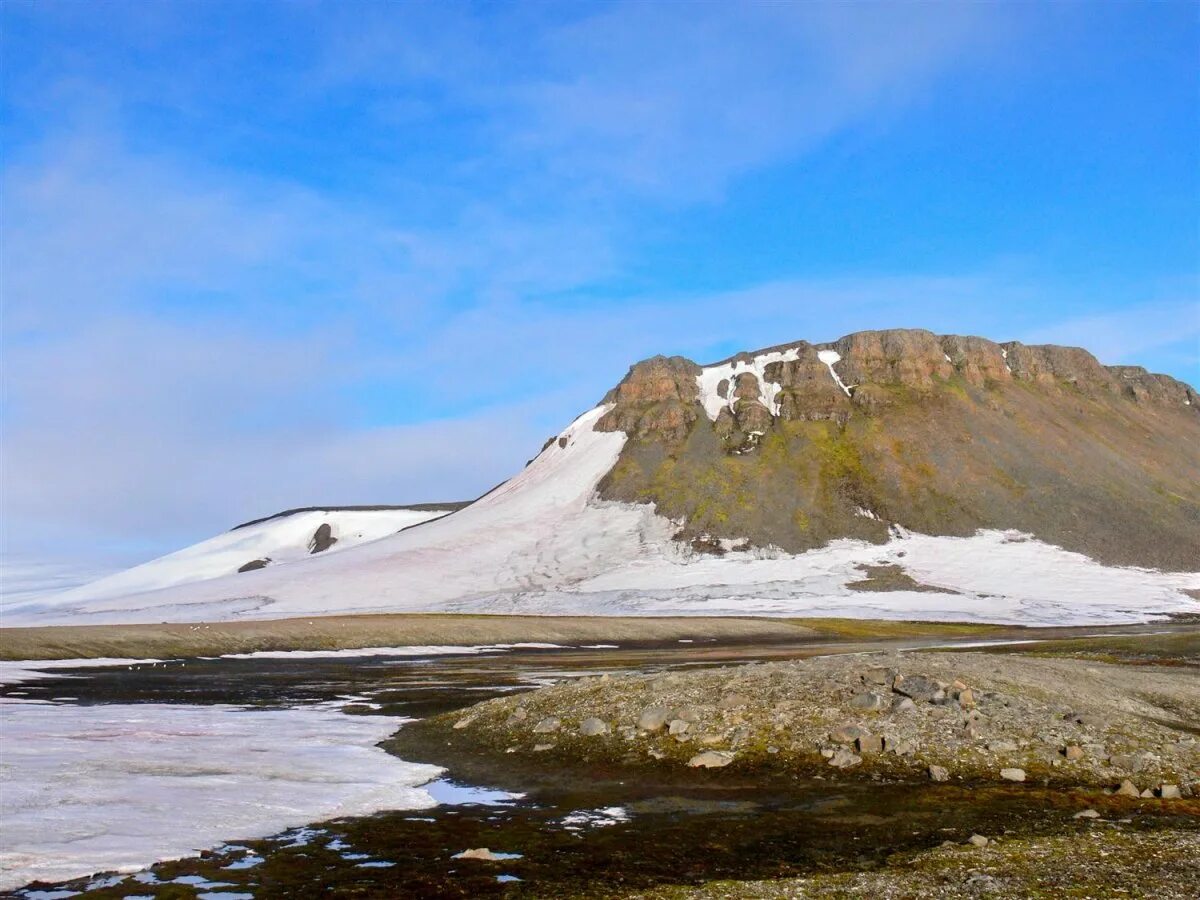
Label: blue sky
xmin=2 ymin=0 xmax=1198 ymax=579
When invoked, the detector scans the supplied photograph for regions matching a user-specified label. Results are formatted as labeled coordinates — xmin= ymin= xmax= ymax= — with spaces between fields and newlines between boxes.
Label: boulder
xmin=1115 ymin=779 xmax=1141 ymax=798
xmin=637 ymin=707 xmax=672 ymax=731
xmin=967 ymin=834 xmax=989 ymax=848
xmin=1000 ymin=768 xmax=1026 ymax=782
xmin=848 ymin=691 xmax=890 ymax=711
xmin=894 ymin=674 xmax=944 ymax=702
xmin=828 ymin=748 xmax=863 ymax=769
xmin=688 ymin=750 xmax=735 ymax=769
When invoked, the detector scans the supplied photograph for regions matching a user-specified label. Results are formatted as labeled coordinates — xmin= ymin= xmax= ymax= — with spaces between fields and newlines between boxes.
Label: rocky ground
xmin=434 ymin=650 xmax=1200 ymax=795
xmin=632 ymin=828 xmax=1200 ymax=899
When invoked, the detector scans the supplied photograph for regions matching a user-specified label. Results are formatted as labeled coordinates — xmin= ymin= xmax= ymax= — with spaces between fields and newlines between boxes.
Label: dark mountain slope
xmin=596 ymin=329 xmax=1199 ymax=571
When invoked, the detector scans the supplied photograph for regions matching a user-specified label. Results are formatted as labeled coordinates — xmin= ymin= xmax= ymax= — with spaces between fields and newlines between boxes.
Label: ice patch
xmin=0 ymin=702 xmax=442 ymax=890
xmin=817 ymin=349 xmax=853 ymax=397
xmin=695 ymin=348 xmax=802 ymax=420
xmin=558 ymin=807 xmax=630 ymax=831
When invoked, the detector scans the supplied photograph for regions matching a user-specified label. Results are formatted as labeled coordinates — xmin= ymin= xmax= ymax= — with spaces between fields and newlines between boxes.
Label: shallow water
xmin=2 ymin=634 xmax=1197 ymax=898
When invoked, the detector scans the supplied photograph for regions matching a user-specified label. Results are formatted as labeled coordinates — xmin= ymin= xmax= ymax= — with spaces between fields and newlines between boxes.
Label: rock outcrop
xmin=596 ymin=328 xmax=1200 ymax=571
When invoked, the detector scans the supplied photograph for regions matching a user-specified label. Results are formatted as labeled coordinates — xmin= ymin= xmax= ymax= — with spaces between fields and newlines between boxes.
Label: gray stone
xmin=1063 ymin=744 xmax=1084 ymax=760
xmin=1073 ymin=809 xmax=1101 ymax=819
xmin=891 ymin=697 xmax=918 ymax=713
xmin=716 ymin=693 xmax=752 ymax=710
xmin=849 ymin=691 xmax=890 ymax=711
xmin=929 ymin=764 xmax=950 ymax=782
xmin=831 ymin=724 xmax=871 ymax=743
xmin=675 ymin=707 xmax=703 ymax=723
xmin=637 ymin=707 xmax=672 ymax=731
xmin=987 ymin=740 xmax=1018 ymax=753
xmin=967 ymin=834 xmax=989 ymax=848
xmin=1115 ymin=779 xmax=1140 ymax=798
xmin=828 ymin=748 xmax=863 ymax=769
xmin=531 ymin=716 xmax=561 ymax=734
xmin=894 ymin=674 xmax=943 ymax=702
xmin=668 ymin=719 xmax=690 ymax=735
xmin=579 ymin=717 xmax=608 ymax=736
xmin=857 ymin=734 xmax=884 ymax=754
xmin=1000 ymin=767 xmax=1026 ymax=782
xmin=862 ymin=666 xmax=898 ymax=687
xmin=1160 ymin=784 xmax=1181 ymax=799
xmin=688 ymin=750 xmax=735 ymax=769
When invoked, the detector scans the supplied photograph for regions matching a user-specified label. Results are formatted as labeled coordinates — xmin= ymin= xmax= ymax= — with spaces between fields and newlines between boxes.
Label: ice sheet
xmin=0 ymin=701 xmax=441 ymax=890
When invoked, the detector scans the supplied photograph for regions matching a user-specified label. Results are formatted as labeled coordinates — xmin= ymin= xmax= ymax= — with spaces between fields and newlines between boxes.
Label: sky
xmin=2 ymin=0 xmax=1198 ymax=590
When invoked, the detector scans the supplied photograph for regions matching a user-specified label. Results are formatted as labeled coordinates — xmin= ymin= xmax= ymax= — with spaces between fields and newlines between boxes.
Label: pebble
xmin=668 ymin=719 xmax=690 ymax=735
xmin=1000 ymin=767 xmax=1026 ymax=782
xmin=928 ymin=765 xmax=950 ymax=782
xmin=1063 ymin=744 xmax=1084 ymax=760
xmin=967 ymin=834 xmax=989 ymax=848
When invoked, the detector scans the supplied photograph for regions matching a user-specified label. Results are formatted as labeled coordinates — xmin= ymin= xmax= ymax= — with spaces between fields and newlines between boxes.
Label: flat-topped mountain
xmin=6 ymin=329 xmax=1198 ymax=628
xmin=596 ymin=329 xmax=1199 ymax=571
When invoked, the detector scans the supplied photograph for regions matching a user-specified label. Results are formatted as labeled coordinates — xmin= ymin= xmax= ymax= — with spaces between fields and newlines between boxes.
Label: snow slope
xmin=4 ymin=405 xmax=1198 ymax=627
xmin=6 ymin=507 xmax=454 ymax=614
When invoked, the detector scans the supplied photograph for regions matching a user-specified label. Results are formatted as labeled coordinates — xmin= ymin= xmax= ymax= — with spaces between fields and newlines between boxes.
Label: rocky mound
xmin=432 ymin=651 xmax=1200 ymax=794
xmin=597 ymin=329 xmax=1200 ymax=570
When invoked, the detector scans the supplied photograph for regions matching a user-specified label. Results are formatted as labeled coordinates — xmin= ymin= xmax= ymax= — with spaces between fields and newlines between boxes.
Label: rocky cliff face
xmin=596 ymin=329 xmax=1199 ymax=571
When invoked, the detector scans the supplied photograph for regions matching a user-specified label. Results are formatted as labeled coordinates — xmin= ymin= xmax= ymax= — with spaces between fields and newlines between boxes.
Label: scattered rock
xmin=831 ymin=724 xmax=871 ymax=743
xmin=987 ymin=740 xmax=1019 ymax=752
xmin=1064 ymin=744 xmax=1085 ymax=761
xmin=236 ymin=558 xmax=270 ymax=573
xmin=857 ymin=734 xmax=884 ymax=754
xmin=531 ymin=716 xmax=561 ymax=734
xmin=668 ymin=719 xmax=690 ymax=735
xmin=716 ymin=693 xmax=751 ymax=710
xmin=308 ymin=522 xmax=337 ymax=554
xmin=453 ymin=715 xmax=477 ymax=730
xmin=675 ymin=707 xmax=702 ymax=723
xmin=1000 ymin=767 xmax=1026 ymax=782
xmin=956 ymin=689 xmax=976 ymax=708
xmin=862 ymin=667 xmax=898 ymax=687
xmin=849 ymin=691 xmax=890 ymax=711
xmin=532 ymin=743 xmax=555 ymax=752
xmin=929 ymin=765 xmax=950 ymax=782
xmin=967 ymin=834 xmax=989 ymax=848
xmin=1115 ymin=780 xmax=1141 ymax=798
xmin=894 ymin=674 xmax=943 ymax=702
xmin=828 ymin=749 xmax=863 ymax=769
xmin=452 ymin=848 xmax=512 ymax=861
xmin=579 ymin=717 xmax=608 ymax=736
xmin=891 ymin=697 xmax=917 ymax=713
xmin=1073 ymin=809 xmax=1101 ymax=819
xmin=688 ymin=750 xmax=735 ymax=769
xmin=1160 ymin=784 xmax=1181 ymax=799
xmin=637 ymin=707 xmax=672 ymax=731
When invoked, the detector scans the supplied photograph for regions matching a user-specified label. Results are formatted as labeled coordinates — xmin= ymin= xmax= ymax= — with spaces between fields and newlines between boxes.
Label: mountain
xmin=6 ymin=329 xmax=1198 ymax=628
xmin=11 ymin=506 xmax=461 ymax=611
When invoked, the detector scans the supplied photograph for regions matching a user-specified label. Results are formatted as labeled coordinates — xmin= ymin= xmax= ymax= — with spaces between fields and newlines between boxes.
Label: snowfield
xmin=7 ymin=507 xmax=454 ymax=612
xmin=5 ymin=405 xmax=1198 ymax=628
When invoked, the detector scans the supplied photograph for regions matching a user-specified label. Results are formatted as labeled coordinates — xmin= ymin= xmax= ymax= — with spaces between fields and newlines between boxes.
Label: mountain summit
xmin=9 ymin=329 xmax=1199 ymax=628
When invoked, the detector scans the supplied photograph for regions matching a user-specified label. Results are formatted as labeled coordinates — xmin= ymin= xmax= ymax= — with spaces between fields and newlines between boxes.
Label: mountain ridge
xmin=595 ymin=328 xmax=1199 ymax=572
xmin=5 ymin=327 xmax=1197 ymax=628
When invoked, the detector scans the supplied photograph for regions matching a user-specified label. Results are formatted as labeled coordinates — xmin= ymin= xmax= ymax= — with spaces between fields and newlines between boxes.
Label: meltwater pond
xmin=2 ymin=633 xmax=1196 ymax=898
